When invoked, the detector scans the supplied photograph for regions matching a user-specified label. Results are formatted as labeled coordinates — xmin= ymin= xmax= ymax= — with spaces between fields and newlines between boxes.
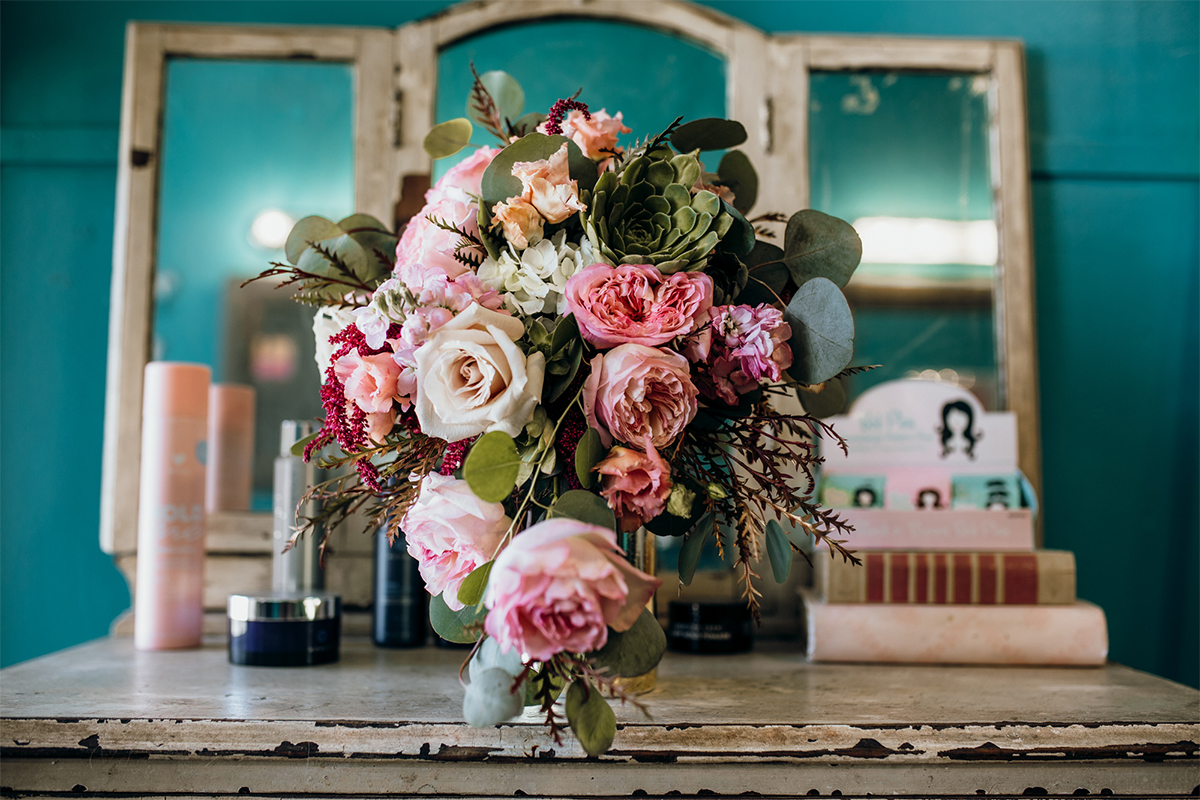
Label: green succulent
xmin=584 ymin=146 xmax=735 ymax=274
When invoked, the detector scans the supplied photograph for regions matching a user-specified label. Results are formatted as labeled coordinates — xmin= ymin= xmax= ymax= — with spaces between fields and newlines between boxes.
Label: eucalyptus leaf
xmin=462 ymin=431 xmax=521 ymax=503
xmin=670 ymin=118 xmax=747 ymax=152
xmin=462 ymin=667 xmax=524 ymax=727
xmin=547 ymin=339 xmax=583 ymax=403
xmin=288 ymin=429 xmax=321 ymax=458
xmin=783 ymin=209 xmax=863 ymax=289
xmin=430 ymin=592 xmax=485 ymax=643
xmin=457 ymin=560 xmax=494 ymax=607
xmin=424 ymin=117 xmax=474 ymax=159
xmin=797 ymin=378 xmax=848 ymax=419
xmin=469 ymin=636 xmax=525 ymax=682
xmin=717 ymin=149 xmax=758 ymax=214
xmin=784 ymin=277 xmax=855 ymax=385
xmin=295 ymin=233 xmax=370 ymax=294
xmin=587 ymin=608 xmax=666 ymax=678
xmin=512 ymin=112 xmax=548 ymax=137
xmin=717 ymin=199 xmax=756 ymax=258
xmin=550 ymin=313 xmax=579 ymax=355
xmin=548 ymin=490 xmax=616 ymax=532
xmin=574 ymin=428 xmax=605 ymax=489
xmin=469 ymin=70 xmax=524 ymax=131
xmin=765 ymin=520 xmax=793 ymax=584
xmin=336 ymin=213 xmax=390 ymax=233
xmin=481 ymin=133 xmax=596 ymax=206
xmin=677 ymin=521 xmax=712 ymax=586
xmin=285 ymin=215 xmax=343 ymax=265
xmin=565 ymin=681 xmax=616 ymax=757
xmin=523 ymin=668 xmax=566 ymax=707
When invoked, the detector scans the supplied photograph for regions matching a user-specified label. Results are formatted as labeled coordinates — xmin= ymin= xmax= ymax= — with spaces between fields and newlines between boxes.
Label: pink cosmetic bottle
xmin=135 ymin=362 xmax=211 ymax=650
xmin=205 ymin=384 xmax=256 ymax=513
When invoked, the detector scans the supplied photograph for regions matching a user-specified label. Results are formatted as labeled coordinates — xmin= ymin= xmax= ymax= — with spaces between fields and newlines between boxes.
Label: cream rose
xmin=414 ymin=303 xmax=546 ymax=442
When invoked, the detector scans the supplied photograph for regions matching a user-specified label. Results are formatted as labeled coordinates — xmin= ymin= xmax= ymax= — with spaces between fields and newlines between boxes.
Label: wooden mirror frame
xmin=101 ymin=2 xmax=1042 ymax=603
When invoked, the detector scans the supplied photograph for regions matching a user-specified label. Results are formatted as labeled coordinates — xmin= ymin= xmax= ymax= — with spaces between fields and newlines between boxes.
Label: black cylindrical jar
xmin=227 ymin=593 xmax=341 ymax=666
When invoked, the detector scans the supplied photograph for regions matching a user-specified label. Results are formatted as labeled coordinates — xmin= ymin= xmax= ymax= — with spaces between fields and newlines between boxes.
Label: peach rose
xmin=565 ymin=263 xmax=713 ymax=348
xmin=510 ymin=143 xmax=587 ymax=224
xmin=582 ymin=344 xmax=699 ymax=448
xmin=596 ymin=441 xmax=673 ymax=532
xmin=483 ymin=518 xmax=661 ymax=660
xmin=547 ymin=109 xmax=631 ymax=160
xmin=491 ymin=196 xmax=545 ymax=249
xmin=403 ymin=473 xmax=509 ymax=610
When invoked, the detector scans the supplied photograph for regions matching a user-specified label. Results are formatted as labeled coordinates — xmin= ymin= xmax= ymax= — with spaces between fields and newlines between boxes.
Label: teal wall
xmin=2 ymin=0 xmax=1196 ymax=687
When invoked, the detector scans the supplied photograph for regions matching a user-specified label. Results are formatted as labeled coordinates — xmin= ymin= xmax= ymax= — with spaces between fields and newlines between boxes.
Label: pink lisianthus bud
xmin=402 ymin=473 xmax=510 ymax=611
xmin=491 ymin=196 xmax=545 ymax=249
xmin=596 ymin=441 xmax=673 ymax=533
xmin=483 ymin=518 xmax=662 ymax=661
xmin=565 ymin=263 xmax=713 ymax=349
xmin=582 ymin=344 xmax=698 ymax=449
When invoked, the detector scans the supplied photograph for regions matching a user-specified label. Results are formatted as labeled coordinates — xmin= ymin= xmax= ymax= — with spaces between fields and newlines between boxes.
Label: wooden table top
xmin=3 ymin=637 xmax=1198 ymax=797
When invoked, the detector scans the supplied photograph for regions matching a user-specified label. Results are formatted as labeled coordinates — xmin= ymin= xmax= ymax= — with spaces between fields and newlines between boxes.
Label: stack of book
xmin=803 ymin=380 xmax=1108 ymax=666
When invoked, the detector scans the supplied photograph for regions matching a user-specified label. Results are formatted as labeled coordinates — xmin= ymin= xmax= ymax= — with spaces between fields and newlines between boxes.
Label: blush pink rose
xmin=334 ymin=349 xmax=407 ymax=443
xmin=402 ymin=473 xmax=510 ymax=611
xmin=427 ymin=146 xmax=499 ymax=205
xmin=582 ymin=344 xmax=699 ymax=449
xmin=483 ymin=518 xmax=661 ymax=660
xmin=565 ymin=263 xmax=712 ymax=348
xmin=596 ymin=441 xmax=673 ymax=533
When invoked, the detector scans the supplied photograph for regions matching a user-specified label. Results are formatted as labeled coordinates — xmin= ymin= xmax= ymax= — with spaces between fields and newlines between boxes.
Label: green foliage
xmin=717 ymin=149 xmax=758 ymax=214
xmin=279 ymin=214 xmax=395 ymax=301
xmin=288 ymin=429 xmax=321 ymax=458
xmin=430 ymin=592 xmax=485 ymax=643
xmin=462 ymin=431 xmax=521 ymax=503
xmin=548 ymin=490 xmax=617 ymax=532
xmin=480 ymin=133 xmax=596 ymax=207
xmin=798 ymin=378 xmax=848 ymax=419
xmin=462 ymin=667 xmax=523 ymax=727
xmin=574 ymin=428 xmax=605 ymax=489
xmin=587 ymin=608 xmax=666 ymax=678
xmin=565 ymin=681 xmax=616 ymax=757
xmin=546 ymin=314 xmax=584 ymax=403
xmin=457 ymin=560 xmax=493 ymax=607
xmin=784 ymin=277 xmax=855 ymax=385
xmin=670 ymin=117 xmax=747 ymax=152
xmin=764 ymin=520 xmax=793 ymax=584
xmin=677 ymin=522 xmax=712 ymax=586
xmin=739 ymin=240 xmax=788 ymax=306
xmin=523 ymin=667 xmax=566 ymax=707
xmin=424 ymin=118 xmax=475 ymax=159
xmin=783 ymin=209 xmax=863 ymax=289
xmin=285 ymin=215 xmax=343 ymax=264
xmin=468 ymin=70 xmax=524 ymax=131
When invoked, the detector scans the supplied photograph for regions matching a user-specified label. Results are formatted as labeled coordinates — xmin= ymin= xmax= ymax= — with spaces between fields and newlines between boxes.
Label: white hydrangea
xmin=477 ymin=231 xmax=591 ymax=316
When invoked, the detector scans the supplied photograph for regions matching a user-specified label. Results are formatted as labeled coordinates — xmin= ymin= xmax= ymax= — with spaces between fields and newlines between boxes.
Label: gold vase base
xmin=612 ymin=667 xmax=657 ymax=695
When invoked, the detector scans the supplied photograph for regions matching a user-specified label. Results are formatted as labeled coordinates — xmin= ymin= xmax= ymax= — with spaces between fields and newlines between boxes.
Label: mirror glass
xmin=434 ymin=19 xmax=726 ymax=181
xmin=809 ymin=71 xmax=1000 ymax=410
xmin=153 ymin=58 xmax=355 ymax=508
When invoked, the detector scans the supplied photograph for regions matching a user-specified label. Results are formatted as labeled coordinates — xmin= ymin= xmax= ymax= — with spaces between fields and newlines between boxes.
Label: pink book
xmin=823 ymin=508 xmax=1035 ymax=552
xmin=802 ymin=593 xmax=1108 ymax=665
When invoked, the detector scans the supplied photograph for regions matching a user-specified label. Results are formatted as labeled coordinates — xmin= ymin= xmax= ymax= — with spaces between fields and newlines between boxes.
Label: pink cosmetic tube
xmin=205 ymin=384 xmax=256 ymax=513
xmin=135 ymin=361 xmax=211 ymax=650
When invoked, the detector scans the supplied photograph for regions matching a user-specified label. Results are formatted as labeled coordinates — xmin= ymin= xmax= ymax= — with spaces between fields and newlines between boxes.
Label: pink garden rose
xmin=595 ymin=441 xmax=673 ymax=532
xmin=403 ymin=473 xmax=510 ymax=611
xmin=565 ymin=263 xmax=712 ymax=348
xmin=583 ymin=344 xmax=699 ymax=448
xmin=334 ymin=348 xmax=407 ymax=442
xmin=394 ymin=147 xmax=500 ymax=283
xmin=483 ymin=518 xmax=661 ymax=660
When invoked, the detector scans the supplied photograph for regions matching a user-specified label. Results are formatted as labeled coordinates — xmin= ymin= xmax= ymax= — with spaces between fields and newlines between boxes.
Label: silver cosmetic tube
xmin=272 ymin=420 xmax=325 ymax=593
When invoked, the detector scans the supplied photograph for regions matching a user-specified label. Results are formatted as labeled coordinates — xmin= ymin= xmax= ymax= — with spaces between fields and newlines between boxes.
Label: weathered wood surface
xmin=2 ymin=638 xmax=1197 ymax=797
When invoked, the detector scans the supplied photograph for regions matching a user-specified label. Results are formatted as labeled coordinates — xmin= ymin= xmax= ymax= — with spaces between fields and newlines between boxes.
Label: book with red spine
xmin=815 ymin=549 xmax=1075 ymax=605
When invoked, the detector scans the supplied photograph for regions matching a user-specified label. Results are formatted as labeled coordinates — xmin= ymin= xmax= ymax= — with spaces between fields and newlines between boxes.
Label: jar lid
xmin=227 ymin=593 xmax=341 ymax=622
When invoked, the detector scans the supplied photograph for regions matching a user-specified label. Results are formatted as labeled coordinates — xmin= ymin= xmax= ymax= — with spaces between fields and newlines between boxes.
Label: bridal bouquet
xmin=255 ymin=69 xmax=864 ymax=755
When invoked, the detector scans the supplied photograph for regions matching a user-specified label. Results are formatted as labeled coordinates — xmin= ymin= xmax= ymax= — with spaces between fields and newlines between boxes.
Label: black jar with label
xmin=667 ymin=601 xmax=753 ymax=654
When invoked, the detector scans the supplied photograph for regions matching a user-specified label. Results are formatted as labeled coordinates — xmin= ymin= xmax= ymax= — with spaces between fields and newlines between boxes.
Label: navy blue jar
xmin=227 ymin=593 xmax=341 ymax=666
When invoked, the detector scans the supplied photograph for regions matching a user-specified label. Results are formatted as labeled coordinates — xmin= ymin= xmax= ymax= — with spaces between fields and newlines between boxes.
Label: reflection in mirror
xmin=154 ymin=59 xmax=355 ymax=508
xmin=433 ymin=19 xmax=726 ymax=181
xmin=809 ymin=71 xmax=999 ymax=410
